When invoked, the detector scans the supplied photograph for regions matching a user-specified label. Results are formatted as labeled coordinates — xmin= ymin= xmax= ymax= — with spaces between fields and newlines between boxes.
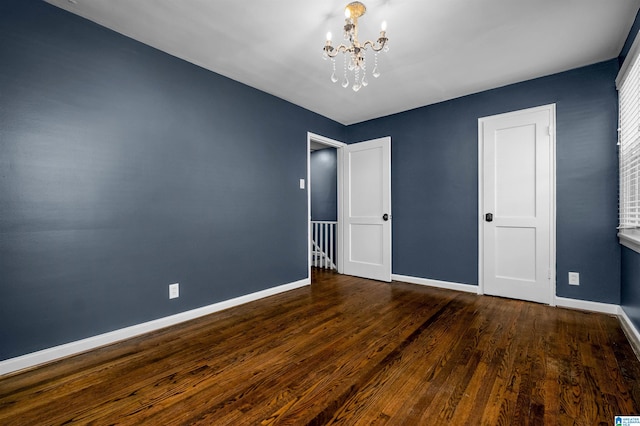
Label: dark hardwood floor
xmin=1 ymin=269 xmax=639 ymax=425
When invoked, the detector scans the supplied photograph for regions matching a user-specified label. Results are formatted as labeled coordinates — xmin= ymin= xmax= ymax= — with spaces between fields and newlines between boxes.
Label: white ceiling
xmin=45 ymin=0 xmax=640 ymax=125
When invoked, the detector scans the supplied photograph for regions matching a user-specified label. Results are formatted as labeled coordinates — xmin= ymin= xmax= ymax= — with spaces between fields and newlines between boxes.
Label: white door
xmin=480 ymin=105 xmax=555 ymax=304
xmin=343 ymin=137 xmax=392 ymax=282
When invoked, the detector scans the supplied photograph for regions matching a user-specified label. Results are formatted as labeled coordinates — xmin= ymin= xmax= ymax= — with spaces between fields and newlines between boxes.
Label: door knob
xmin=485 ymin=213 xmax=493 ymax=222
xmin=382 ymin=213 xmax=389 ymax=221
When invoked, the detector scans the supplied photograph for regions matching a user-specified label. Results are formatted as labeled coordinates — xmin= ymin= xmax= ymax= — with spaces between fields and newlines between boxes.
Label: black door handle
xmin=382 ymin=213 xmax=389 ymax=221
xmin=485 ymin=213 xmax=493 ymax=222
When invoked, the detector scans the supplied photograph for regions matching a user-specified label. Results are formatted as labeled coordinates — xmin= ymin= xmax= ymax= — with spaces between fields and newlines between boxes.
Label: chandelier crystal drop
xmin=322 ymin=2 xmax=389 ymax=91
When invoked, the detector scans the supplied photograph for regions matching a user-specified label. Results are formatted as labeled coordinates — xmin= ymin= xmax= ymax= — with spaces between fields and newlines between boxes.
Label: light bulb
xmin=381 ymin=21 xmax=387 ymax=31
xmin=345 ymin=7 xmax=351 ymax=18
xmin=326 ymin=32 xmax=332 ymax=42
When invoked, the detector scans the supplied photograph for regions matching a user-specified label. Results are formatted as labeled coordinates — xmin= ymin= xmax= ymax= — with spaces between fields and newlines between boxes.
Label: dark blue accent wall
xmin=619 ymin=10 xmax=640 ymax=332
xmin=622 ymin=247 xmax=640 ymax=331
xmin=310 ymin=149 xmax=338 ymax=221
xmin=1 ymin=0 xmax=633 ymax=364
xmin=0 ymin=1 xmax=344 ymax=361
xmin=346 ymin=60 xmax=620 ymax=303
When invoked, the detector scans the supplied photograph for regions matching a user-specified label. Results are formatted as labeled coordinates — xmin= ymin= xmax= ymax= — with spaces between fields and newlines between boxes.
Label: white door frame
xmin=477 ymin=104 xmax=557 ymax=306
xmin=307 ymin=132 xmax=347 ymax=279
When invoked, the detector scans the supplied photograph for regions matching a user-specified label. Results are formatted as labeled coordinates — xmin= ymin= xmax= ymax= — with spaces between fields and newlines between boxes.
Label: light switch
xmin=299 ymin=179 xmax=305 ymax=189
xmin=568 ymin=272 xmax=579 ymax=286
xmin=169 ymin=283 xmax=179 ymax=299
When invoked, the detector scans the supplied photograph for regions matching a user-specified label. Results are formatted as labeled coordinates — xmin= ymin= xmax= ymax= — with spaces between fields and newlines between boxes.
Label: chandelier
xmin=322 ymin=2 xmax=389 ymax=92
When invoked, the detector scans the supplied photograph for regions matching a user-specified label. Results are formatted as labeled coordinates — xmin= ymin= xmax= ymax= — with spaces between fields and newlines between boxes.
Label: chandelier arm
xmin=324 ymin=44 xmax=352 ymax=58
xmin=361 ymin=40 xmax=385 ymax=52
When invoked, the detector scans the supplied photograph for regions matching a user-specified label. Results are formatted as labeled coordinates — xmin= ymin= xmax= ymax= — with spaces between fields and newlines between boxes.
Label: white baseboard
xmin=619 ymin=308 xmax=640 ymax=360
xmin=391 ymin=274 xmax=479 ymax=294
xmin=554 ymin=296 xmax=621 ymax=315
xmin=0 ymin=277 xmax=311 ymax=377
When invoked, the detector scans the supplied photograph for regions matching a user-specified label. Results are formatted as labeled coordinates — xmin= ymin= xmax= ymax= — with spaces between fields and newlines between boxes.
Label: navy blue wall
xmin=0 ymin=1 xmax=344 ymax=361
xmin=310 ymin=149 xmax=338 ymax=221
xmin=1 ymin=0 xmax=633 ymax=363
xmin=619 ymin=10 xmax=640 ymax=332
xmin=346 ymin=60 xmax=620 ymax=303
xmin=622 ymin=247 xmax=640 ymax=331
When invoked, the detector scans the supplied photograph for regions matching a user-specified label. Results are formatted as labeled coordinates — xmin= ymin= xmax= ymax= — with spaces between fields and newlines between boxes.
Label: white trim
xmin=307 ymin=132 xmax=347 ymax=276
xmin=477 ymin=120 xmax=484 ymax=296
xmin=619 ymin=307 xmax=640 ymax=360
xmin=549 ymin=104 xmax=557 ymax=307
xmin=392 ymin=274 xmax=479 ymax=294
xmin=337 ymin=144 xmax=345 ymax=274
xmin=617 ymin=30 xmax=640 ymax=88
xmin=478 ymin=104 xmax=557 ymax=306
xmin=0 ymin=278 xmax=310 ymax=377
xmin=477 ymin=112 xmax=489 ymax=298
xmin=554 ymin=296 xmax=621 ymax=315
xmin=619 ymin=230 xmax=640 ymax=254
xmin=307 ymin=132 xmax=347 ymax=149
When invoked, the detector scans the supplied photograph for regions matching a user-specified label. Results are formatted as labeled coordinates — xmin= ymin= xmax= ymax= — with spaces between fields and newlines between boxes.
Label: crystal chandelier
xmin=322 ymin=1 xmax=389 ymax=92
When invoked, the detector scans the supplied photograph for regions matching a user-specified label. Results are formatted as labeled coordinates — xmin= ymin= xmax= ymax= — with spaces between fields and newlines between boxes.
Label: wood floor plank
xmin=444 ymin=297 xmax=523 ymax=425
xmin=1 ymin=269 xmax=639 ymax=425
xmin=326 ymin=293 xmax=477 ymax=425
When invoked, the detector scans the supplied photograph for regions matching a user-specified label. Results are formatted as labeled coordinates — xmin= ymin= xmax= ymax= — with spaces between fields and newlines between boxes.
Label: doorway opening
xmin=307 ymin=133 xmax=346 ymax=281
xmin=307 ymin=132 xmax=393 ymax=283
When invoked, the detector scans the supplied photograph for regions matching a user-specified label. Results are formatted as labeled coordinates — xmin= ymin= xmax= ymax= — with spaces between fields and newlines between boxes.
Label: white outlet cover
xmin=169 ymin=283 xmax=180 ymax=299
xmin=299 ymin=179 xmax=305 ymax=189
xmin=568 ymin=272 xmax=580 ymax=286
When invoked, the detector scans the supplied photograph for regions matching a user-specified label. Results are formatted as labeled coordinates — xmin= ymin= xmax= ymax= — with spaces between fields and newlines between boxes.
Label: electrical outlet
xmin=169 ymin=283 xmax=179 ymax=299
xmin=568 ymin=272 xmax=580 ymax=286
